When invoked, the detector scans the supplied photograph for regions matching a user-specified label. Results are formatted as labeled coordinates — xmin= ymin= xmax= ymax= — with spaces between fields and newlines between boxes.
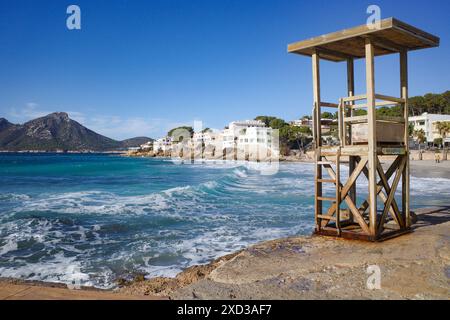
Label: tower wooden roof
xmin=287 ymin=18 xmax=440 ymax=62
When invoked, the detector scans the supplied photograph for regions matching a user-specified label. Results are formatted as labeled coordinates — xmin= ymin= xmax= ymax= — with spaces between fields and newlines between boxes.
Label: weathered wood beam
xmin=347 ymin=57 xmax=356 ymax=220
xmin=316 ymin=46 xmax=355 ymax=61
xmin=376 ymin=158 xmax=404 ymax=228
xmin=375 ymin=94 xmax=405 ymax=104
xmin=362 ymin=34 xmax=405 ymax=52
xmin=400 ymin=50 xmax=410 ymax=228
xmin=358 ymin=156 xmax=402 ymax=213
xmin=377 ymin=157 xmax=407 ymax=235
xmin=312 ymin=50 xmax=322 ymax=230
xmin=321 ymin=162 xmax=370 ymax=234
xmin=365 ymin=38 xmax=377 ymax=236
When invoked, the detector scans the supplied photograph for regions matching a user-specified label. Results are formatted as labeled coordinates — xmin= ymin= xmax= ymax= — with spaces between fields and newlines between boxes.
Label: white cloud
xmin=8 ymin=103 xmax=52 ymax=121
xmin=77 ymin=115 xmax=161 ymax=140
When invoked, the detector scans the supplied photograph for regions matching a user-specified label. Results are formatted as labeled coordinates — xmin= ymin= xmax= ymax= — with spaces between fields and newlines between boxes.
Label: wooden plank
xmin=338 ymin=100 xmax=344 ymax=145
xmin=341 ymin=158 xmax=368 ymax=197
xmin=336 ymin=148 xmax=341 ymax=234
xmin=316 ymin=46 xmax=354 ymax=61
xmin=392 ymin=18 xmax=440 ymax=46
xmin=377 ymin=156 xmax=406 ymax=235
xmin=288 ymin=18 xmax=394 ymax=54
xmin=317 ymin=196 xmax=336 ymax=202
xmin=376 ymin=100 xmax=400 ymax=107
xmin=366 ymin=39 xmax=377 ymax=237
xmin=358 ymin=156 xmax=402 ymax=213
xmin=344 ymin=115 xmax=368 ymax=123
xmin=321 ymin=102 xmax=339 ymax=108
xmin=380 ymin=147 xmax=406 ymax=155
xmin=339 ymin=145 xmax=368 ymax=156
xmin=347 ymin=58 xmax=356 ymax=218
xmin=342 ymin=94 xmax=367 ymax=102
xmin=351 ymin=122 xmax=405 ymax=144
xmin=321 ymin=162 xmax=370 ymax=234
xmin=376 ymin=158 xmax=404 ymax=228
xmin=401 ymin=50 xmax=410 ymax=228
xmin=287 ymin=18 xmax=439 ymax=61
xmin=318 ymin=179 xmax=336 ymax=183
xmin=317 ymin=214 xmax=336 ymax=221
xmin=312 ymin=51 xmax=322 ymax=230
xmin=375 ymin=94 xmax=405 ymax=104
xmin=392 ymin=18 xmax=440 ymax=47
xmin=320 ymin=157 xmax=367 ymax=225
xmin=364 ymin=34 xmax=405 ymax=52
xmin=377 ymin=115 xmax=405 ymax=123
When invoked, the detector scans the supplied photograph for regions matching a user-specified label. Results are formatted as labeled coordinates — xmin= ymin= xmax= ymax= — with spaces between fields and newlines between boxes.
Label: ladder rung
xmin=317 ymin=161 xmax=333 ymax=165
xmin=317 ymin=214 xmax=337 ymax=221
xmin=317 ymin=196 xmax=336 ymax=202
xmin=321 ymin=226 xmax=340 ymax=233
xmin=317 ymin=179 xmax=336 ymax=183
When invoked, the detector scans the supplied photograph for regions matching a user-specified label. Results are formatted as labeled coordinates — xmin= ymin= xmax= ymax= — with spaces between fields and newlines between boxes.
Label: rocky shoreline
xmin=118 ymin=206 xmax=449 ymax=300
xmin=1 ymin=206 xmax=447 ymax=300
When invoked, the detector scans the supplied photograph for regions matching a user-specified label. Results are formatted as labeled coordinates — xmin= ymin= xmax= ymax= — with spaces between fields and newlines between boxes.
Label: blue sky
xmin=0 ymin=0 xmax=448 ymax=140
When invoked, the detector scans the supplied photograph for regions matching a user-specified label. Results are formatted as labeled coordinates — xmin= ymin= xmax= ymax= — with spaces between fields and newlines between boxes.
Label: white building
xmin=222 ymin=120 xmax=266 ymax=149
xmin=140 ymin=141 xmax=153 ymax=151
xmin=237 ymin=126 xmax=273 ymax=147
xmin=192 ymin=130 xmax=221 ymax=145
xmin=153 ymin=137 xmax=172 ymax=153
xmin=290 ymin=118 xmax=313 ymax=128
xmin=409 ymin=113 xmax=450 ymax=143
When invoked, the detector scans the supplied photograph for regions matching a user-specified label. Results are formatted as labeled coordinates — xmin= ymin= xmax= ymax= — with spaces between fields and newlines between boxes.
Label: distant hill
xmin=121 ymin=136 xmax=153 ymax=148
xmin=0 ymin=112 xmax=153 ymax=152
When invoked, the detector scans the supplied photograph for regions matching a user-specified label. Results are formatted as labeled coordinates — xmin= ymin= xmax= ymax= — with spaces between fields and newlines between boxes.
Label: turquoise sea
xmin=0 ymin=154 xmax=449 ymax=288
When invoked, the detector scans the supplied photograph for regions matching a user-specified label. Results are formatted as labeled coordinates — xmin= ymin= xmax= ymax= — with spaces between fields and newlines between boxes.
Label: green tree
xmin=408 ymin=123 xmax=415 ymax=137
xmin=321 ymin=112 xmax=335 ymax=119
xmin=255 ymin=116 xmax=277 ymax=126
xmin=168 ymin=126 xmax=194 ymax=143
xmin=168 ymin=126 xmax=194 ymax=137
xmin=269 ymin=118 xmax=288 ymax=129
xmin=435 ymin=121 xmax=450 ymax=139
xmin=413 ymin=129 xmax=426 ymax=144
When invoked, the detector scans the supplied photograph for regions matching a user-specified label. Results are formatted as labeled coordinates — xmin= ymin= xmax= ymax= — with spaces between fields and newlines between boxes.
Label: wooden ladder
xmin=316 ymin=150 xmax=342 ymax=236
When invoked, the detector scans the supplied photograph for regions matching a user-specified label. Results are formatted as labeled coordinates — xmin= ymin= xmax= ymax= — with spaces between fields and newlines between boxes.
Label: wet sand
xmin=409 ymin=160 xmax=450 ymax=179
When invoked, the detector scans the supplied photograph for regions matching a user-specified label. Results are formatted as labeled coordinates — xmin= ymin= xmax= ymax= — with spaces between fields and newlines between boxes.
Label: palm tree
xmin=435 ymin=121 xmax=450 ymax=160
xmin=413 ymin=129 xmax=426 ymax=160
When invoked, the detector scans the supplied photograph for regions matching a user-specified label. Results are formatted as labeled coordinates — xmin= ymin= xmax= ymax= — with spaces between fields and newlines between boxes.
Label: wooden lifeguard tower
xmin=288 ymin=18 xmax=439 ymax=241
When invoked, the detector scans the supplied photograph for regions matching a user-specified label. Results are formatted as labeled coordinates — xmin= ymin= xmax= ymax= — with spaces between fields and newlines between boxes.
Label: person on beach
xmin=435 ymin=152 xmax=441 ymax=163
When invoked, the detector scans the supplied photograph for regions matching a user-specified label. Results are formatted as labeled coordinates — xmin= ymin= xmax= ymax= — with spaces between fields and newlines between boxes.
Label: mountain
xmin=0 ymin=112 xmax=153 ymax=151
xmin=121 ymin=136 xmax=153 ymax=148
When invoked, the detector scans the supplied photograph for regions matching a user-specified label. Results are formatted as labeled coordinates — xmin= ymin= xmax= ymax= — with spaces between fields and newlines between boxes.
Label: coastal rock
xmin=121 ymin=207 xmax=449 ymax=300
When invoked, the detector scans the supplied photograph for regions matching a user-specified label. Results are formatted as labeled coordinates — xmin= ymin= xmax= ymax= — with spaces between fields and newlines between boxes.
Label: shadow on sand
xmin=413 ymin=206 xmax=450 ymax=230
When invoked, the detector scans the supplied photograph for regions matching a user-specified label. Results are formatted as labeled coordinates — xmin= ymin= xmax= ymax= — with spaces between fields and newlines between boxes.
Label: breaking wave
xmin=0 ymin=154 xmax=448 ymax=288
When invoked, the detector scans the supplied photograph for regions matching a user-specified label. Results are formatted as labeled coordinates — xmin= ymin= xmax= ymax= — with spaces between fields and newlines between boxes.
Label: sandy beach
xmin=409 ymin=160 xmax=450 ymax=179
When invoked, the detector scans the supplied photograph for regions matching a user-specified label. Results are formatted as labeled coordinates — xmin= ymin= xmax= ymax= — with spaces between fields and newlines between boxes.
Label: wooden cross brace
xmin=318 ymin=155 xmax=407 ymax=236
xmin=320 ymin=157 xmax=370 ymax=234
